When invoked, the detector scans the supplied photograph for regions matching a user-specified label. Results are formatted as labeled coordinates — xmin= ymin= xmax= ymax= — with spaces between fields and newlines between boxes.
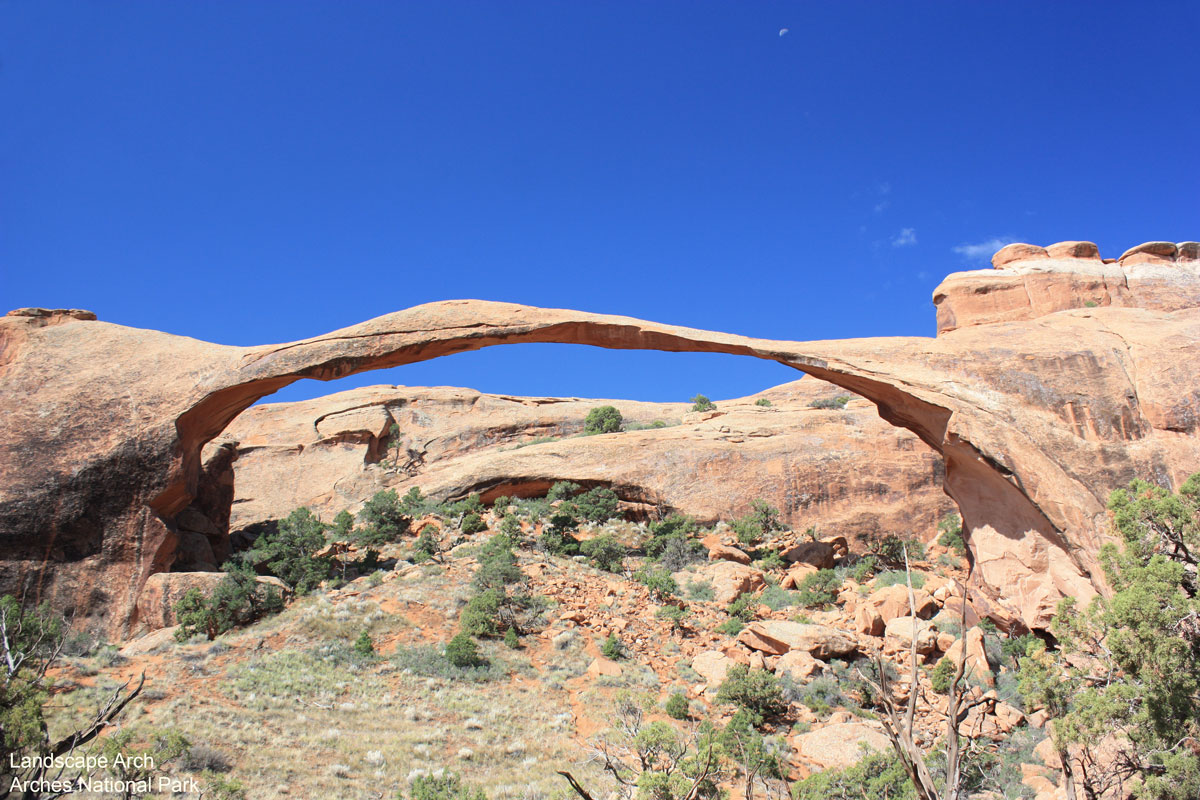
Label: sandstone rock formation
xmin=934 ymin=239 xmax=1200 ymax=334
xmin=216 ymin=379 xmax=952 ymax=543
xmin=3 ymin=241 xmax=1199 ymax=637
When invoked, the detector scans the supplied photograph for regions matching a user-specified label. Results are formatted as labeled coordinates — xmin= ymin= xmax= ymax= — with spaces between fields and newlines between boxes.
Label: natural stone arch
xmin=5 ymin=300 xmax=1197 ymax=636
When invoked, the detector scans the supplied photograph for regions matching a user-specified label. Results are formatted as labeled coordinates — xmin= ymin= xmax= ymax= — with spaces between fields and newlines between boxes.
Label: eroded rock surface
xmin=215 ymin=379 xmax=952 ymax=544
xmin=3 ymin=244 xmax=1199 ymax=636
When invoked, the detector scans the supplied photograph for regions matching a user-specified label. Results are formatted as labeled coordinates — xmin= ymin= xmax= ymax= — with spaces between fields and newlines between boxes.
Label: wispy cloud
xmin=952 ymin=236 xmax=1022 ymax=261
xmin=892 ymin=228 xmax=917 ymax=247
xmin=873 ymin=199 xmax=890 ymax=213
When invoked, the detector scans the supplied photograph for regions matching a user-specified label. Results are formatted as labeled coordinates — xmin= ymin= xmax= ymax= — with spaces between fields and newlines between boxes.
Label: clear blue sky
xmin=3 ymin=1 xmax=1197 ymax=404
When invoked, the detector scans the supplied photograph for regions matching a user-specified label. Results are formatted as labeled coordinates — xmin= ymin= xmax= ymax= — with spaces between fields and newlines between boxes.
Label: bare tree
xmin=856 ymin=548 xmax=990 ymax=800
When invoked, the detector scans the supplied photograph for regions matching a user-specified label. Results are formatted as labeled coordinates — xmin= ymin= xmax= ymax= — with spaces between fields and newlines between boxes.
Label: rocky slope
xmin=211 ymin=379 xmax=953 ymax=558
xmin=2 ymin=240 xmax=1198 ymax=636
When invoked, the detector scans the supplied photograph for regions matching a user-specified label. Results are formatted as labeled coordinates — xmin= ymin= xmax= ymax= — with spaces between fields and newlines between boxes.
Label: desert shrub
xmin=759 ymin=583 xmax=797 ymax=611
xmin=729 ymin=499 xmax=784 ymax=546
xmin=715 ymin=618 xmax=744 ymax=636
xmin=929 ymin=657 xmax=956 ymax=694
xmin=871 ymin=534 xmax=926 ymax=567
xmin=754 ymin=398 xmax=772 ymax=407
xmin=716 ymin=664 xmax=786 ymax=721
xmin=442 ymin=493 xmax=484 ymax=520
xmin=574 ymin=486 xmax=622 ymax=523
xmin=791 ymin=748 xmax=914 ymax=800
xmin=444 ymin=634 xmax=484 ymax=669
xmin=686 ymin=580 xmax=715 ymax=601
xmin=937 ymin=513 xmax=966 ymax=556
xmin=538 ymin=526 xmax=579 ymax=557
xmin=726 ymin=591 xmax=757 ymax=622
xmin=665 ymin=692 xmax=690 ymax=720
xmin=754 ymin=548 xmax=787 ymax=571
xmin=795 ymin=569 xmax=841 ymax=608
xmin=174 ymin=563 xmax=285 ymax=641
xmin=459 ymin=589 xmax=504 ymax=637
xmin=182 ymin=743 xmax=234 ymax=773
xmin=633 ymin=566 xmax=678 ymax=600
xmin=330 ymin=509 xmax=355 ymax=540
xmin=546 ymin=481 xmax=581 ymax=502
xmin=391 ymin=644 xmax=502 ymax=682
xmin=357 ymin=490 xmax=411 ymax=545
xmin=503 ymin=627 xmax=519 ymax=649
xmin=601 ymin=633 xmax=625 ymax=660
xmin=844 ymin=555 xmax=879 ymax=583
xmin=412 ymin=524 xmax=443 ymax=562
xmin=809 ymin=395 xmax=851 ymax=410
xmin=690 ymin=394 xmax=716 ymax=412
xmin=580 ymin=533 xmax=625 ymax=572
xmin=244 ymin=507 xmax=331 ymax=593
xmin=490 ymin=495 xmax=513 ymax=517
xmin=408 ymin=772 xmax=488 ymax=800
xmin=460 ymin=512 xmax=487 ymax=535
xmin=353 ymin=630 xmax=375 ymax=658
xmin=873 ymin=570 xmax=927 ymax=590
xmin=792 ymin=675 xmax=846 ymax=716
xmin=499 ymin=514 xmax=522 ymax=540
xmin=656 ymin=605 xmax=691 ymax=631
xmin=472 ymin=534 xmax=525 ymax=591
xmin=584 ymin=405 xmax=623 ymax=434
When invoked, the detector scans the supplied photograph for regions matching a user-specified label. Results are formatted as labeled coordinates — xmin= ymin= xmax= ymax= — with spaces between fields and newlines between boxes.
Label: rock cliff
xmin=213 ymin=379 xmax=954 ymax=547
xmin=2 ymin=241 xmax=1197 ymax=636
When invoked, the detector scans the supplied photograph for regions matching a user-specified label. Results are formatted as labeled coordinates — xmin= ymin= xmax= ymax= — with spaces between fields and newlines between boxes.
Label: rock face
xmin=792 ymin=721 xmax=891 ymax=770
xmin=3 ymin=242 xmax=1199 ymax=637
xmin=217 ymin=379 xmax=951 ymax=543
xmin=738 ymin=621 xmax=858 ymax=660
xmin=934 ymin=240 xmax=1200 ymax=334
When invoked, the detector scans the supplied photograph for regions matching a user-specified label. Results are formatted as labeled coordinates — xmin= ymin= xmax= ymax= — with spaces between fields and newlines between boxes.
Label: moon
xmin=779 ymin=28 xmax=789 ymax=37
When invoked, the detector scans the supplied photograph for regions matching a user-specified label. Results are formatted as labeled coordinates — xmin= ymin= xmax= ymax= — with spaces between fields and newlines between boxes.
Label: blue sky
xmin=3 ymin=1 xmax=1197 ymax=404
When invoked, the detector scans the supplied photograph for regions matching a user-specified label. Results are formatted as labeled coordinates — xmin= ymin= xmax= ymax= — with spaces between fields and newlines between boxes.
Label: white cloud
xmin=952 ymin=236 xmax=1022 ymax=261
xmin=892 ymin=228 xmax=917 ymax=247
xmin=873 ymin=200 xmax=890 ymax=213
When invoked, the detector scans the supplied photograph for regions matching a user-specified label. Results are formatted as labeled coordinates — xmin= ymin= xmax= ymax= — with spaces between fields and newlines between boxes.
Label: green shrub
xmin=809 ymin=395 xmax=851 ymax=410
xmin=726 ymin=592 xmax=757 ymax=622
xmin=754 ymin=548 xmax=787 ymax=571
xmin=645 ymin=514 xmax=703 ymax=569
xmin=795 ymin=569 xmax=841 ymax=608
xmin=460 ymin=512 xmax=487 ymax=535
xmin=633 ymin=565 xmax=678 ymax=600
xmin=601 ymin=633 xmax=625 ymax=660
xmin=490 ymin=495 xmax=513 ymax=517
xmin=716 ymin=664 xmax=786 ymax=720
xmin=847 ymin=555 xmax=879 ymax=583
xmin=331 ymin=509 xmax=355 ymax=540
xmin=174 ymin=562 xmax=285 ymax=641
xmin=690 ymin=394 xmax=716 ymax=412
xmin=754 ymin=398 xmax=772 ymax=407
xmin=715 ymin=618 xmax=744 ymax=636
xmin=572 ymin=486 xmax=622 ymax=523
xmin=937 ymin=513 xmax=966 ymax=556
xmin=391 ymin=644 xmax=502 ymax=682
xmin=584 ymin=405 xmax=623 ymax=435
xmin=873 ymin=570 xmax=927 ymax=590
xmin=473 ymin=535 xmax=525 ymax=591
xmin=686 ymin=580 xmax=715 ymax=601
xmin=791 ymin=749 xmax=914 ymax=800
xmin=459 ymin=589 xmax=504 ymax=637
xmin=244 ymin=507 xmax=331 ymax=593
xmin=442 ymin=493 xmax=484 ymax=519
xmin=871 ymin=534 xmax=926 ymax=567
xmin=929 ymin=657 xmax=956 ymax=694
xmin=758 ymin=583 xmax=796 ymax=611
xmin=357 ymin=490 xmax=411 ymax=545
xmin=408 ymin=772 xmax=488 ymax=800
xmin=580 ymin=533 xmax=625 ymax=572
xmin=353 ymin=630 xmax=375 ymax=658
xmin=538 ymin=526 xmax=579 ymax=557
xmin=729 ymin=499 xmax=784 ymax=546
xmin=503 ymin=627 xmax=519 ymax=649
xmin=656 ymin=604 xmax=690 ymax=631
xmin=665 ymin=692 xmax=690 ymax=720
xmin=792 ymin=675 xmax=847 ymax=716
xmin=444 ymin=634 xmax=484 ymax=669
xmin=546 ymin=481 xmax=581 ymax=502
xmin=413 ymin=524 xmax=442 ymax=562
xmin=499 ymin=514 xmax=522 ymax=540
